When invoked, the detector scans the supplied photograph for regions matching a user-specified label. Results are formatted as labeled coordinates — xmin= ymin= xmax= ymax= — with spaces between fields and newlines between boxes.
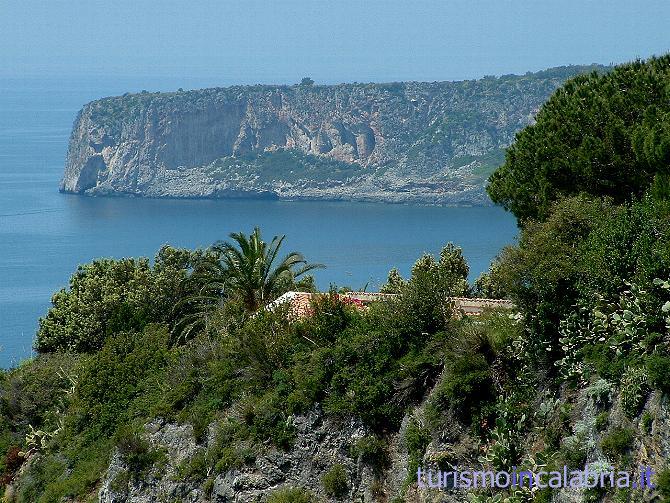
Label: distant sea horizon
xmin=0 ymin=76 xmax=518 ymax=368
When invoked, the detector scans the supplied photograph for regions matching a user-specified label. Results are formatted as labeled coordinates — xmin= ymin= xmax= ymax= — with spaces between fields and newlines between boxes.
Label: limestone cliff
xmin=92 ymin=381 xmax=670 ymax=502
xmin=61 ymin=66 xmax=604 ymax=205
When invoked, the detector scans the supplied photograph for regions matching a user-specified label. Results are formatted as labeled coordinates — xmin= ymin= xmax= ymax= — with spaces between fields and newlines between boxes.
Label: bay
xmin=0 ymin=77 xmax=517 ymax=368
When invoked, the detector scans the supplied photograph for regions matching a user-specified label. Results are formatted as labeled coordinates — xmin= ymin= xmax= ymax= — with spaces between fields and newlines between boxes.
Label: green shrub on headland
xmin=35 ymin=246 xmax=197 ymax=352
xmin=1 ymin=231 xmax=475 ymax=500
xmin=3 ymin=54 xmax=670 ymax=502
xmin=322 ymin=463 xmax=348 ymax=498
xmin=488 ymin=54 xmax=670 ymax=223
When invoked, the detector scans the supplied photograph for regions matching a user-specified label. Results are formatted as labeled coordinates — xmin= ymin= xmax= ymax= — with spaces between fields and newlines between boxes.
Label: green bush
xmin=213 ymin=445 xmax=256 ymax=474
xmin=144 ymin=334 xmax=243 ymax=424
xmin=496 ymin=196 xmax=615 ymax=362
xmin=286 ymin=347 xmax=331 ymax=414
xmin=405 ymin=418 xmax=431 ymax=481
xmin=72 ymin=325 xmax=170 ymax=436
xmin=595 ymin=412 xmax=609 ymax=432
xmin=266 ymin=486 xmax=316 ymax=503
xmin=620 ymin=366 xmax=649 ymax=418
xmin=601 ymin=427 xmax=634 ymax=460
xmin=646 ymin=354 xmax=670 ymax=394
xmin=175 ymin=450 xmax=209 ymax=482
xmin=487 ymin=54 xmax=670 ymax=222
xmin=319 ymin=282 xmax=451 ymax=430
xmin=655 ymin=468 xmax=670 ymax=500
xmin=493 ymin=193 xmax=670 ymax=382
xmin=0 ymin=353 xmax=81 ymax=431
xmin=578 ymin=197 xmax=670 ymax=300
xmin=109 ymin=469 xmax=130 ymax=494
xmin=322 ymin=463 xmax=348 ymax=498
xmin=299 ymin=290 xmax=359 ymax=345
xmin=582 ymin=343 xmax=626 ymax=382
xmin=641 ymin=411 xmax=654 ymax=434
xmin=115 ymin=426 xmax=164 ymax=477
xmin=542 ymin=423 xmax=563 ymax=450
xmin=176 ymin=440 xmax=255 ymax=483
xmin=11 ymin=452 xmax=68 ymax=502
xmin=176 ymin=418 xmax=251 ymax=482
xmin=427 ymin=353 xmax=493 ymax=424
xmin=539 ymin=402 xmax=571 ymax=451
xmin=35 ymin=246 xmax=196 ymax=353
xmin=12 ymin=437 xmax=113 ymax=503
xmin=350 ymin=435 xmax=389 ymax=470
xmin=396 ymin=244 xmax=469 ymax=334
xmin=473 ymin=260 xmax=508 ymax=299
xmin=560 ymin=441 xmax=587 ymax=470
xmin=237 ymin=306 xmax=300 ymax=383
xmin=585 ymin=379 xmax=613 ymax=408
xmin=242 ymin=392 xmax=295 ymax=450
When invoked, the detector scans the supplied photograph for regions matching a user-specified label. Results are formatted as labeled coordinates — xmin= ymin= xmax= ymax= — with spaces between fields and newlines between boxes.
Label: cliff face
xmin=92 ymin=383 xmax=670 ymax=503
xmin=61 ymin=66 xmax=604 ymax=204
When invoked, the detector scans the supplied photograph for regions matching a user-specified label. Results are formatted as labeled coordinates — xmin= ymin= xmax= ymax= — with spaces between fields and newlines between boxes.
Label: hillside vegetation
xmin=1 ymin=55 xmax=670 ymax=502
xmin=488 ymin=54 xmax=670 ymax=223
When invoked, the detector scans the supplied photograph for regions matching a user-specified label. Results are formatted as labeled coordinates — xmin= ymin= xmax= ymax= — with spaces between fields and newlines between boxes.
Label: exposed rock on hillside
xmin=93 ymin=381 xmax=670 ymax=502
xmin=61 ymin=66 xmax=604 ymax=205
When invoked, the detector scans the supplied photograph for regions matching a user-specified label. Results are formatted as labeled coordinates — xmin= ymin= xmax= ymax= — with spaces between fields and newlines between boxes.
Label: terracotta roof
xmin=266 ymin=291 xmax=316 ymax=319
xmin=266 ymin=292 xmax=514 ymax=319
xmin=449 ymin=297 xmax=515 ymax=316
xmin=343 ymin=292 xmax=398 ymax=303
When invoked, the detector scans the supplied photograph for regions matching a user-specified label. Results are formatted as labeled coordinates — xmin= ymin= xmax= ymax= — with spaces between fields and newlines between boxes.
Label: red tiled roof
xmin=267 ymin=292 xmax=514 ymax=319
xmin=449 ymin=297 xmax=515 ymax=316
xmin=343 ymin=292 xmax=398 ymax=303
xmin=266 ymin=291 xmax=316 ymax=319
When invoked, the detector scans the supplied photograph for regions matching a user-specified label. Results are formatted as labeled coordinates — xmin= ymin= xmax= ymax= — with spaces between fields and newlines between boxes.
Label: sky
xmin=1 ymin=0 xmax=669 ymax=85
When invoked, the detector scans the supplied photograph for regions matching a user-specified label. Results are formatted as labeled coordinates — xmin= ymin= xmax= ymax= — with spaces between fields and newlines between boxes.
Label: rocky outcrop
xmin=98 ymin=409 xmax=376 ymax=503
xmin=94 ymin=387 xmax=670 ymax=503
xmin=96 ymin=406 xmax=469 ymax=503
xmin=61 ymin=66 xmax=605 ymax=205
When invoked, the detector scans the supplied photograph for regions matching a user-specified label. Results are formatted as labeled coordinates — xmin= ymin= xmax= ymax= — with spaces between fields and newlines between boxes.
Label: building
xmin=449 ymin=297 xmax=515 ymax=316
xmin=266 ymin=291 xmax=513 ymax=319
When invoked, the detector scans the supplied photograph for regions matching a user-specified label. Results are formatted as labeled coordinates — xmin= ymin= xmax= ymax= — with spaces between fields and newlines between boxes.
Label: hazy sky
xmin=2 ymin=0 xmax=669 ymax=84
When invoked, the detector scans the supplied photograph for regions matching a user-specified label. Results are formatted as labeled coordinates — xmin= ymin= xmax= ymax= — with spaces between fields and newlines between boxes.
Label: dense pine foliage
xmin=487 ymin=55 xmax=670 ymax=223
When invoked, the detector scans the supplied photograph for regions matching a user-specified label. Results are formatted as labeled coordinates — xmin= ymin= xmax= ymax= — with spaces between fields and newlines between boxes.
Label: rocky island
xmin=61 ymin=66 xmax=603 ymax=205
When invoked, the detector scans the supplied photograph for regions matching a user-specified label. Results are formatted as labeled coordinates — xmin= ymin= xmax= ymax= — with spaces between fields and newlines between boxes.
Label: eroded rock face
xmin=98 ymin=409 xmax=376 ymax=503
xmin=61 ymin=66 xmax=604 ymax=205
xmin=98 ymin=421 xmax=204 ymax=503
xmin=95 ymin=399 xmax=471 ymax=502
xmin=95 ymin=384 xmax=670 ymax=503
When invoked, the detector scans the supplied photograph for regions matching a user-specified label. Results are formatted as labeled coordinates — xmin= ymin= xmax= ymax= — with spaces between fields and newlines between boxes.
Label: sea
xmin=0 ymin=76 xmax=518 ymax=368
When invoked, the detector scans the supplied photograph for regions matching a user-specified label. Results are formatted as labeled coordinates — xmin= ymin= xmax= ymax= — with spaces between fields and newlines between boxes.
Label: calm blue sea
xmin=0 ymin=76 xmax=518 ymax=368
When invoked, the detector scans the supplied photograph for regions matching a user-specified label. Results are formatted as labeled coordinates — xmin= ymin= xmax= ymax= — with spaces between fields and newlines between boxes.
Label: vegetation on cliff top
xmin=488 ymin=54 xmax=670 ymax=223
xmin=2 ymin=55 xmax=670 ymax=502
xmin=66 ymin=64 xmax=607 ymax=205
xmin=207 ymin=149 xmax=364 ymax=184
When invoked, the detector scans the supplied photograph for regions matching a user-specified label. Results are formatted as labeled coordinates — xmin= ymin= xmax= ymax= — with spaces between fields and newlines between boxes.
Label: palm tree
xmin=213 ymin=227 xmax=323 ymax=311
xmin=171 ymin=228 xmax=323 ymax=343
xmin=171 ymin=256 xmax=228 ymax=343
